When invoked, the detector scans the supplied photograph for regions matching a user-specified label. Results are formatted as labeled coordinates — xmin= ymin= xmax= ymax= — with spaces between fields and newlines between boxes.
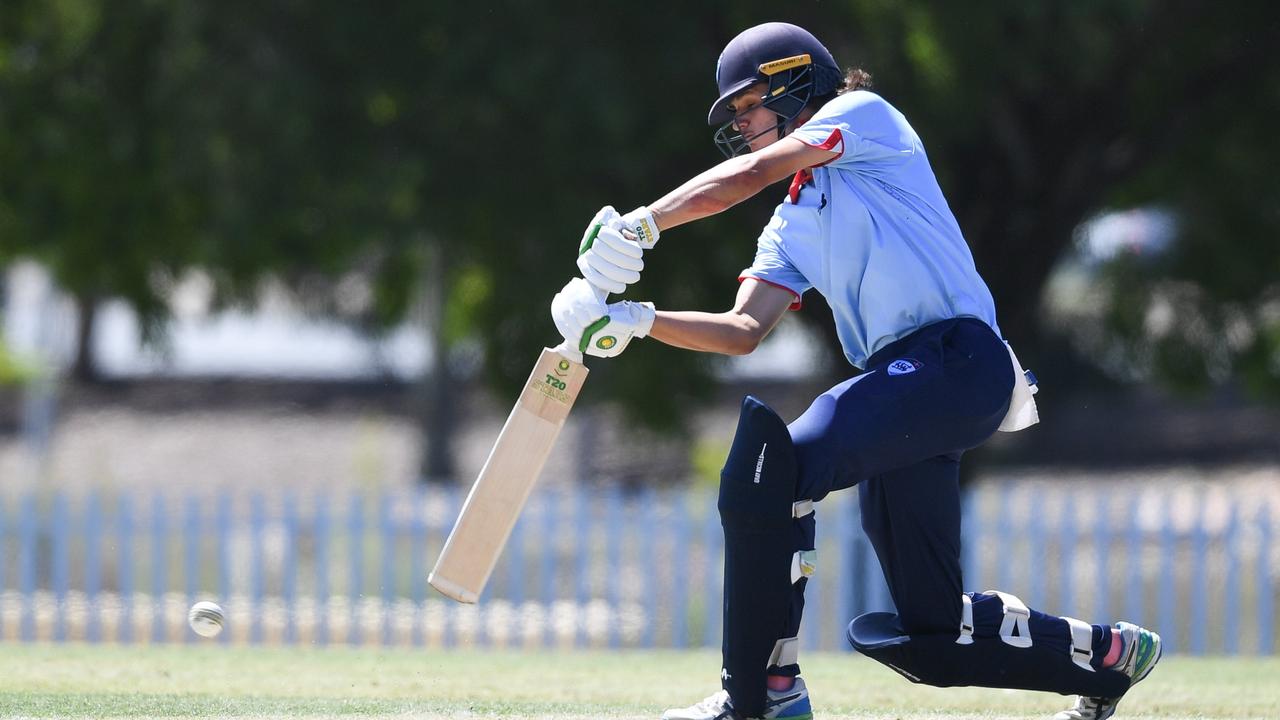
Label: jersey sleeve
xmin=738 ymin=207 xmax=812 ymax=311
xmin=789 ymin=91 xmax=918 ymax=170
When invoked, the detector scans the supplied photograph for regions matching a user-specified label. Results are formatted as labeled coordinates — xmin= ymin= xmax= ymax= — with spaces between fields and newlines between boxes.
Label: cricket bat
xmin=428 ymin=343 xmax=590 ymax=603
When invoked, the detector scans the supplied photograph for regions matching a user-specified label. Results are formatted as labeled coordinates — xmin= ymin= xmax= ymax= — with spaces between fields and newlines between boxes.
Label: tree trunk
xmin=418 ymin=239 xmax=457 ymax=484
xmin=71 ymin=295 xmax=99 ymax=383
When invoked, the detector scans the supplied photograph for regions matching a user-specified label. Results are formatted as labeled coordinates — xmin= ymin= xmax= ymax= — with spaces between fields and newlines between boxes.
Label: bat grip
xmin=553 ymin=340 xmax=584 ymax=363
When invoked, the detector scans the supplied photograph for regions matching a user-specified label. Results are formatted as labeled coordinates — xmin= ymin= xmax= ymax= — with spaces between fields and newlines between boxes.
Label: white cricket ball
xmin=188 ymin=600 xmax=225 ymax=638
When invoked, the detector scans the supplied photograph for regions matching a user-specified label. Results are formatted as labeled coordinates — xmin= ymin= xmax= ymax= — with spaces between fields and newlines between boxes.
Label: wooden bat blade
xmin=428 ymin=346 xmax=588 ymax=603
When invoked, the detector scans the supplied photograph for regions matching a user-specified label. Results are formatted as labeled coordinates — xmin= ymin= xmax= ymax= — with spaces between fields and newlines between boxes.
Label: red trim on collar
xmin=787 ymin=169 xmax=813 ymax=204
xmin=788 ymin=130 xmax=845 ymax=202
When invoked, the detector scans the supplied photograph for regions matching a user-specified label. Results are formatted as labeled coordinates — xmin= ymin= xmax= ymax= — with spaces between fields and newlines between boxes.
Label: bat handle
xmin=553 ymin=340 xmax=584 ymax=364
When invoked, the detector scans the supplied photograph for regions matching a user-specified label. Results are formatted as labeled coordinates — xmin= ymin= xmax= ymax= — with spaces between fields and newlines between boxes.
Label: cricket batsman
xmin=550 ymin=22 xmax=1161 ymax=720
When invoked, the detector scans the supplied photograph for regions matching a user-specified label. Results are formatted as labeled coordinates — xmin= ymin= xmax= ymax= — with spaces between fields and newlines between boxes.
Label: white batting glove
xmin=584 ymin=299 xmax=656 ymax=358
xmin=552 ymin=276 xmax=607 ymax=345
xmin=577 ymin=226 xmax=642 ymax=295
xmin=617 ymin=206 xmax=660 ymax=249
xmin=577 ymin=205 xmax=620 ymax=249
xmin=551 ymin=278 xmax=655 ymax=358
xmin=576 ymin=205 xmax=659 ymax=295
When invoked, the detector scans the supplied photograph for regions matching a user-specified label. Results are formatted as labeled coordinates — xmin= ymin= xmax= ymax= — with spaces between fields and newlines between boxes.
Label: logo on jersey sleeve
xmin=887 ymin=358 xmax=923 ymax=376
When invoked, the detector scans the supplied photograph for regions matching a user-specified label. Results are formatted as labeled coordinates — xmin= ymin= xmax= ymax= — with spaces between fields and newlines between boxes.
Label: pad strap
xmin=956 ymin=593 xmax=975 ymax=645
xmin=1063 ymin=616 xmax=1096 ymax=671
xmin=787 ymin=499 xmax=816 ymax=588
xmin=768 ymin=636 xmax=800 ymax=668
xmin=789 ymin=550 xmax=817 ymax=584
xmin=985 ymin=590 xmax=1033 ymax=648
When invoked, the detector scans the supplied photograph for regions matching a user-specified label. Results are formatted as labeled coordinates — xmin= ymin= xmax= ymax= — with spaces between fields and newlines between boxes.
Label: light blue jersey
xmin=740 ymin=91 xmax=1001 ymax=369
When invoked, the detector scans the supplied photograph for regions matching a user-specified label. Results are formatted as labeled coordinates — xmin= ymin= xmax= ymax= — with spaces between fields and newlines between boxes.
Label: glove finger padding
xmin=593 ymin=227 xmax=644 ymax=265
xmin=583 ymin=253 xmax=641 ymax=285
xmin=551 ymin=299 xmax=586 ymax=344
xmin=579 ymin=206 xmax=619 ymax=256
xmin=579 ymin=226 xmax=642 ymax=289
xmin=569 ymin=296 xmax=604 ymax=330
xmin=577 ymin=257 xmax=627 ymax=295
xmin=585 ymin=242 xmax=643 ymax=283
xmin=551 ymin=277 xmax=608 ymax=345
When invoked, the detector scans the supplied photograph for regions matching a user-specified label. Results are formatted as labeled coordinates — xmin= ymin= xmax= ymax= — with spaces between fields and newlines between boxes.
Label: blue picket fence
xmin=0 ymin=481 xmax=1274 ymax=654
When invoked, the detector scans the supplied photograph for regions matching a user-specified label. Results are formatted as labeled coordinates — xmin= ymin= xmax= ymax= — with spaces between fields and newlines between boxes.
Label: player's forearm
xmin=648 ymin=155 xmax=775 ymax=231
xmin=648 ymin=309 xmax=765 ymax=356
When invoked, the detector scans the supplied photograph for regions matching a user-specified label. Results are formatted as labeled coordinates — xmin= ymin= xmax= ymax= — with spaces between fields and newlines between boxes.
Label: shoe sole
xmin=769 ymin=700 xmax=813 ymax=720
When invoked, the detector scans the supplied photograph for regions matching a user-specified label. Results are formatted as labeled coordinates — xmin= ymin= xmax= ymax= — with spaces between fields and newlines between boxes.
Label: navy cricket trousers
xmin=773 ymin=318 xmax=1015 ymax=673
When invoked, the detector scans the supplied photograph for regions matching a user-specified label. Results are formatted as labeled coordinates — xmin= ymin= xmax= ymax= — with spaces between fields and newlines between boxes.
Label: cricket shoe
xmin=1053 ymin=622 xmax=1162 ymax=720
xmin=660 ymin=677 xmax=813 ymax=720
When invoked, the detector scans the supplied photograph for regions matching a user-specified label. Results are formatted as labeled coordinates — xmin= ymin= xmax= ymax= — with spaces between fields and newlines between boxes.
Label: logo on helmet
xmin=758 ymin=54 xmax=812 ymax=76
xmin=597 ymin=336 xmax=617 ymax=350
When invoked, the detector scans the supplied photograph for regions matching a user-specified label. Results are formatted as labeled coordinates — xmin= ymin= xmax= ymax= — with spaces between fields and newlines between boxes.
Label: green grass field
xmin=1 ymin=645 xmax=1277 ymax=719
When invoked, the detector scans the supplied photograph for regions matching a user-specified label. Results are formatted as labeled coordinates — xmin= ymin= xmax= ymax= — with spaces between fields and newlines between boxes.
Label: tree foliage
xmin=0 ymin=0 xmax=214 ymax=371
xmin=1 ymin=1 xmax=1276 ymax=415
xmin=848 ymin=0 xmax=1280 ymax=396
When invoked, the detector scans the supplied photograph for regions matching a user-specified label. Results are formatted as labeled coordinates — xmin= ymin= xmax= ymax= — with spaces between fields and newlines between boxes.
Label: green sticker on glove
xmin=580 ymin=316 xmax=611 ymax=354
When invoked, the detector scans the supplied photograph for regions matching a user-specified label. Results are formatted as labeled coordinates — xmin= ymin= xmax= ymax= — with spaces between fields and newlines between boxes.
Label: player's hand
xmin=616 ymin=206 xmax=660 ymax=249
xmin=552 ymin=277 xmax=607 ymax=346
xmin=576 ymin=206 xmax=660 ymax=294
xmin=551 ymin=278 xmax=655 ymax=358
xmin=577 ymin=208 xmax=643 ymax=294
xmin=584 ymin=299 xmax=656 ymax=358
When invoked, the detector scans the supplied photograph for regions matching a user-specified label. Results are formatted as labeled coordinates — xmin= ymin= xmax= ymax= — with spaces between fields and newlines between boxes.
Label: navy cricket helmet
xmin=709 ymin=22 xmax=842 ymax=157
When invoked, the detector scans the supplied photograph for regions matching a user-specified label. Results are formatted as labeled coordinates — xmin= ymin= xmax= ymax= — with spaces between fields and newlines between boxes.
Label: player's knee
xmin=718 ymin=396 xmax=798 ymax=530
xmin=897 ymin=592 xmax=962 ymax=636
xmin=792 ymin=442 xmax=840 ymax=505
